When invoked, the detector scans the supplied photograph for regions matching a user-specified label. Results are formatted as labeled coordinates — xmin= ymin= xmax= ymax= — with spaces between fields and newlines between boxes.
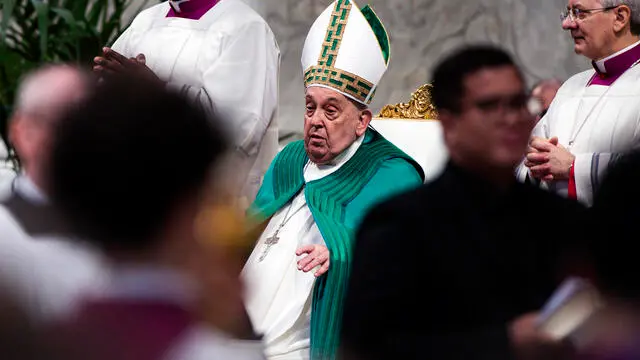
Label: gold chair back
xmin=377 ymin=84 xmax=438 ymax=120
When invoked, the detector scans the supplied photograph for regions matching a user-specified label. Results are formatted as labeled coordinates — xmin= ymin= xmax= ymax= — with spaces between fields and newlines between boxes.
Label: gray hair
xmin=601 ymin=0 xmax=640 ymax=34
xmin=13 ymin=64 xmax=91 ymax=120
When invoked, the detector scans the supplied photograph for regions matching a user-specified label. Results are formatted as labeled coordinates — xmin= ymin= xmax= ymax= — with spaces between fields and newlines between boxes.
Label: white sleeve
xmin=516 ymin=115 xmax=550 ymax=182
xmin=572 ymin=152 xmax=618 ymax=206
xmin=109 ymin=25 xmax=135 ymax=57
xmin=166 ymin=21 xmax=280 ymax=156
xmin=573 ymin=112 xmax=640 ymax=205
xmin=0 ymin=208 xmax=42 ymax=320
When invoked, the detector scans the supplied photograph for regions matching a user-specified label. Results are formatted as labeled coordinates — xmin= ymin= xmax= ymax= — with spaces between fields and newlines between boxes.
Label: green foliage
xmin=0 ymin=0 xmax=158 ymax=149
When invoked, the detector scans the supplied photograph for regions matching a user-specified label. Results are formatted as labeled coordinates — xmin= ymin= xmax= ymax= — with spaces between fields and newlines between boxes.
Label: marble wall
xmin=128 ymin=0 xmax=590 ymax=136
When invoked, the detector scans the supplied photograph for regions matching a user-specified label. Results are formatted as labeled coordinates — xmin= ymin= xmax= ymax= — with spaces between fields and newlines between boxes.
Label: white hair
xmin=601 ymin=0 xmax=640 ymax=34
xmin=13 ymin=64 xmax=90 ymax=120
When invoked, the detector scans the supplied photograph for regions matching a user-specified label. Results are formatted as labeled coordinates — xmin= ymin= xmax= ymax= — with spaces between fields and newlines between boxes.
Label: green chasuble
xmin=248 ymin=128 xmax=424 ymax=359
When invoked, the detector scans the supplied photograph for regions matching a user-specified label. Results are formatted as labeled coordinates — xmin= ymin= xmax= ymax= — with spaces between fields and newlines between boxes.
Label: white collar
xmin=102 ymin=265 xmax=198 ymax=306
xmin=168 ymin=0 xmax=190 ymax=13
xmin=14 ymin=174 xmax=48 ymax=205
xmin=594 ymin=40 xmax=640 ymax=73
xmin=304 ymin=134 xmax=364 ymax=183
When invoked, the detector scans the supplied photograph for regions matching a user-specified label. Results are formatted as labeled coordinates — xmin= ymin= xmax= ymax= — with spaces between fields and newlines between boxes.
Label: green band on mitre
xmin=360 ymin=5 xmax=390 ymax=65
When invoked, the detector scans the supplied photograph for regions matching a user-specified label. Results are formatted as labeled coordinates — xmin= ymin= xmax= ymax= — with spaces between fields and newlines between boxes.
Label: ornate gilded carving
xmin=377 ymin=83 xmax=438 ymax=119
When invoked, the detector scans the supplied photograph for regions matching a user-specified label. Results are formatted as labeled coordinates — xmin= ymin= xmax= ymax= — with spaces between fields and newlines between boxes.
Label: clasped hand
xmin=296 ymin=244 xmax=330 ymax=277
xmin=525 ymin=136 xmax=575 ymax=182
xmin=93 ymin=47 xmax=164 ymax=85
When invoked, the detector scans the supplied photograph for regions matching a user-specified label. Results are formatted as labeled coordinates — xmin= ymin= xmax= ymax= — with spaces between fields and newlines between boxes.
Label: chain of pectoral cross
xmin=258 ymin=202 xmax=301 ymax=262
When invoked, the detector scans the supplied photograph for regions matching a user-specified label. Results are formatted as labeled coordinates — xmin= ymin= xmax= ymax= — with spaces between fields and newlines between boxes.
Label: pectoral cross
xmin=258 ymin=232 xmax=280 ymax=262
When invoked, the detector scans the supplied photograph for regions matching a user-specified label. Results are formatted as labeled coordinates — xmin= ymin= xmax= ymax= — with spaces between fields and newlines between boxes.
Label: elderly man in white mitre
xmin=241 ymin=1 xmax=424 ymax=359
xmin=519 ymin=0 xmax=640 ymax=206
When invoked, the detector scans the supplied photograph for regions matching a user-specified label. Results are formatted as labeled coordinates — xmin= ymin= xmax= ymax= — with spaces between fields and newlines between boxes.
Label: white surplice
xmin=110 ymin=0 xmax=280 ymax=203
xmin=0 ymin=177 xmax=108 ymax=323
xmin=517 ymin=46 xmax=640 ymax=206
xmin=242 ymin=136 xmax=364 ymax=360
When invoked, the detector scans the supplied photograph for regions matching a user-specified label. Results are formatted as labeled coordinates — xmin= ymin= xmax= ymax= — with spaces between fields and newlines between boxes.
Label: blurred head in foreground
xmin=48 ymin=74 xmax=228 ymax=267
xmin=10 ymin=64 xmax=93 ymax=193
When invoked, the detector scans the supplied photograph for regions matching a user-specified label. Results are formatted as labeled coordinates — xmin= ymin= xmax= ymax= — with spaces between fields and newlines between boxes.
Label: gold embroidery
xmin=304 ymin=65 xmax=373 ymax=103
xmin=305 ymin=0 xmax=374 ymax=103
xmin=317 ymin=0 xmax=352 ymax=67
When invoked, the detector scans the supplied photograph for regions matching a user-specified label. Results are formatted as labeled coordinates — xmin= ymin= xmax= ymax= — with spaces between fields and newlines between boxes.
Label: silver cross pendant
xmin=258 ymin=233 xmax=279 ymax=262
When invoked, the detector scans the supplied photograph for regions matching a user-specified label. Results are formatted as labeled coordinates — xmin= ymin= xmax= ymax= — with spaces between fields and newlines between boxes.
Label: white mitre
xmin=301 ymin=0 xmax=390 ymax=105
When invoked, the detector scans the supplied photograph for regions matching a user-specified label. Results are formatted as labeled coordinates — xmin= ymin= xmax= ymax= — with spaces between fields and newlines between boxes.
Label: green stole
xmin=249 ymin=129 xmax=422 ymax=359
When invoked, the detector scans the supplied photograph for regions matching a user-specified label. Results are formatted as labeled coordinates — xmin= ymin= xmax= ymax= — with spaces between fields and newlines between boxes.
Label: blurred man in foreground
xmin=342 ymin=46 xmax=586 ymax=360
xmin=0 ymin=65 xmax=106 ymax=323
xmin=46 ymin=76 xmax=264 ymax=359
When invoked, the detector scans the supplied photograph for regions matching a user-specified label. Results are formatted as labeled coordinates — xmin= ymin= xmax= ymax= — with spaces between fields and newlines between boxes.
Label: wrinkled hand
xmin=296 ymin=244 xmax=330 ymax=277
xmin=93 ymin=47 xmax=164 ymax=86
xmin=525 ymin=136 xmax=575 ymax=181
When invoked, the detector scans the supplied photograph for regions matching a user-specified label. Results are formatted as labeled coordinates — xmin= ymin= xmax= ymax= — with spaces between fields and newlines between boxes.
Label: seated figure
xmin=241 ymin=1 xmax=425 ymax=359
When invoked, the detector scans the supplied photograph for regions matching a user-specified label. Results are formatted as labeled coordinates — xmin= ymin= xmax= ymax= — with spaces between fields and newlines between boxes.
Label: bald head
xmin=14 ymin=65 xmax=91 ymax=119
xmin=531 ymin=79 xmax=562 ymax=109
xmin=10 ymin=64 xmax=93 ymax=192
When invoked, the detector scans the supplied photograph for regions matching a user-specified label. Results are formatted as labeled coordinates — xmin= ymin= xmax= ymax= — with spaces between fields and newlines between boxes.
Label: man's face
xmin=10 ymin=71 xmax=87 ymax=181
xmin=441 ymin=65 xmax=534 ymax=170
xmin=303 ymin=87 xmax=371 ymax=164
xmin=562 ymin=0 xmax=619 ymax=60
xmin=11 ymin=113 xmax=57 ymax=172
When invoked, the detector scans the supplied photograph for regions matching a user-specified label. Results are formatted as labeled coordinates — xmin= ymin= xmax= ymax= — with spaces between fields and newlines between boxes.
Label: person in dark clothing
xmin=44 ymin=75 xmax=264 ymax=359
xmin=340 ymin=46 xmax=587 ymax=360
xmin=576 ymin=150 xmax=640 ymax=360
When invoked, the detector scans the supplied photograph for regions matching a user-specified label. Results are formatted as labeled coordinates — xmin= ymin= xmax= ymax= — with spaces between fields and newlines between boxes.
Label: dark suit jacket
xmin=340 ymin=162 xmax=588 ymax=360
